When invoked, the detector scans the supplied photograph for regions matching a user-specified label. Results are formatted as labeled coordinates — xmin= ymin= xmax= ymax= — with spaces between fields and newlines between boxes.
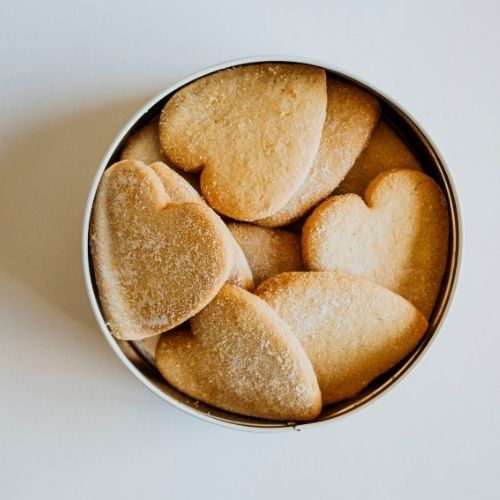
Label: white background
xmin=1 ymin=1 xmax=499 ymax=498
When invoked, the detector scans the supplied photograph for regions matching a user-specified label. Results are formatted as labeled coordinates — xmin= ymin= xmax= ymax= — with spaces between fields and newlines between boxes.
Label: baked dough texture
xmin=156 ymin=285 xmax=322 ymax=420
xmin=336 ymin=120 xmax=422 ymax=196
xmin=258 ymin=79 xmax=379 ymax=226
xmin=256 ymin=272 xmax=428 ymax=404
xmin=302 ymin=169 xmax=449 ymax=317
xmin=150 ymin=161 xmax=254 ymax=290
xmin=120 ymin=119 xmax=200 ymax=189
xmin=120 ymin=119 xmax=167 ymax=165
xmin=159 ymin=63 xmax=327 ymax=220
xmin=228 ymin=223 xmax=303 ymax=286
xmin=90 ymin=160 xmax=233 ymax=340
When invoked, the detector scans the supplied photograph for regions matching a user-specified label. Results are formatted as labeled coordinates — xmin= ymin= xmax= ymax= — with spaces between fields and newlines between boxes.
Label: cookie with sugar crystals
xmin=336 ymin=120 xmax=422 ymax=196
xmin=257 ymin=79 xmax=379 ymax=226
xmin=156 ymin=285 xmax=322 ymax=421
xmin=90 ymin=160 xmax=233 ymax=340
xmin=159 ymin=63 xmax=327 ymax=221
xmin=120 ymin=119 xmax=167 ymax=165
xmin=256 ymin=272 xmax=428 ymax=404
xmin=149 ymin=160 xmax=200 ymax=201
xmin=302 ymin=169 xmax=449 ymax=317
xmin=120 ymin=119 xmax=200 ymax=189
xmin=228 ymin=223 xmax=303 ymax=286
xmin=151 ymin=161 xmax=253 ymax=290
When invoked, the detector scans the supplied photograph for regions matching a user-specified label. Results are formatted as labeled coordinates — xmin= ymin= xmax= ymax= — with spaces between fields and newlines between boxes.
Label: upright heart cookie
xmin=257 ymin=79 xmax=379 ymax=226
xmin=155 ymin=285 xmax=322 ymax=420
xmin=302 ymin=169 xmax=449 ymax=317
xmin=90 ymin=160 xmax=233 ymax=340
xmin=336 ymin=120 xmax=422 ymax=196
xmin=256 ymin=272 xmax=428 ymax=404
xmin=228 ymin=223 xmax=303 ymax=286
xmin=151 ymin=161 xmax=254 ymax=290
xmin=159 ymin=63 xmax=327 ymax=220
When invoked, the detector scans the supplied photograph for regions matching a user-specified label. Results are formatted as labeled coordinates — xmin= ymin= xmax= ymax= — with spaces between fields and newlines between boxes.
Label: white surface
xmin=1 ymin=1 xmax=499 ymax=498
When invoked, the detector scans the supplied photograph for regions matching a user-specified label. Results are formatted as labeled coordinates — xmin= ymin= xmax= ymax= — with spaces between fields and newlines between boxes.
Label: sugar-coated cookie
xmin=258 ymin=79 xmax=379 ymax=226
xmin=336 ymin=120 xmax=422 ymax=196
xmin=256 ymin=272 xmax=428 ymax=404
xmin=156 ymin=285 xmax=322 ymax=420
xmin=229 ymin=243 xmax=255 ymax=291
xmin=302 ymin=169 xmax=449 ymax=317
xmin=120 ymin=119 xmax=167 ymax=165
xmin=120 ymin=119 xmax=200 ymax=189
xmin=150 ymin=162 xmax=253 ymax=290
xmin=159 ymin=63 xmax=327 ymax=221
xmin=228 ymin=223 xmax=303 ymax=286
xmin=149 ymin=160 xmax=200 ymax=201
xmin=90 ymin=160 xmax=234 ymax=340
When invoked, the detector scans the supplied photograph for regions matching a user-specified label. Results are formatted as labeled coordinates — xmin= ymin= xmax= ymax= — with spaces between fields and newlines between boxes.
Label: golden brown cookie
xmin=256 ymin=272 xmax=428 ymax=404
xmin=159 ymin=63 xmax=327 ymax=221
xmin=120 ymin=119 xmax=167 ymax=165
xmin=156 ymin=285 xmax=322 ymax=420
xmin=229 ymin=243 xmax=255 ymax=290
xmin=228 ymin=223 xmax=303 ymax=286
xmin=120 ymin=119 xmax=200 ymax=189
xmin=336 ymin=120 xmax=422 ymax=196
xmin=150 ymin=160 xmax=200 ymax=201
xmin=257 ymin=79 xmax=379 ymax=226
xmin=90 ymin=160 xmax=233 ymax=340
xmin=302 ymin=169 xmax=449 ymax=317
xmin=151 ymin=161 xmax=253 ymax=290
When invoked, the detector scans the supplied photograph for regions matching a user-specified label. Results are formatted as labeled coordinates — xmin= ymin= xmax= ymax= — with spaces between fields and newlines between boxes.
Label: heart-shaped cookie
xmin=159 ymin=63 xmax=327 ymax=221
xmin=336 ymin=120 xmax=422 ymax=196
xmin=302 ymin=169 xmax=449 ymax=317
xmin=228 ymin=223 xmax=303 ymax=286
xmin=90 ymin=160 xmax=234 ymax=340
xmin=155 ymin=285 xmax=322 ymax=421
xmin=256 ymin=272 xmax=428 ymax=404
xmin=257 ymin=79 xmax=379 ymax=227
xmin=151 ymin=161 xmax=254 ymax=290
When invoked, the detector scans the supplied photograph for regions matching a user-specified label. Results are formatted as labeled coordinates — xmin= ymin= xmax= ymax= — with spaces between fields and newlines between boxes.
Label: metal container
xmin=82 ymin=56 xmax=461 ymax=431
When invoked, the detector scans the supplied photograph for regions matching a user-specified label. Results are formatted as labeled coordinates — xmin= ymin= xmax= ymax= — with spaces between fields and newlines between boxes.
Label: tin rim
xmin=82 ymin=55 xmax=462 ymax=432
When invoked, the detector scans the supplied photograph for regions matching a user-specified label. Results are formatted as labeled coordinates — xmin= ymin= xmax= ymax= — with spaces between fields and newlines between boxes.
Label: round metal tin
xmin=82 ymin=56 xmax=461 ymax=431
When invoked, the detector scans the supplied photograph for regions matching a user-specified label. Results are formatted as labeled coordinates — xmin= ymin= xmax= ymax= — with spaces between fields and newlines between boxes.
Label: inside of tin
xmin=88 ymin=63 xmax=460 ymax=430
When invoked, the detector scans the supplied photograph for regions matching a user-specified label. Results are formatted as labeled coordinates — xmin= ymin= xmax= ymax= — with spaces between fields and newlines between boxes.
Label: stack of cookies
xmin=91 ymin=63 xmax=449 ymax=421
